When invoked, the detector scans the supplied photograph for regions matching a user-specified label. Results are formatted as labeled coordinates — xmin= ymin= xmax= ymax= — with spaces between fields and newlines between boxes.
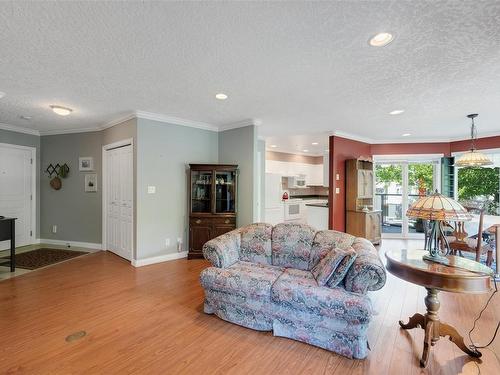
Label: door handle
xmin=195 ymin=219 xmax=201 ymax=224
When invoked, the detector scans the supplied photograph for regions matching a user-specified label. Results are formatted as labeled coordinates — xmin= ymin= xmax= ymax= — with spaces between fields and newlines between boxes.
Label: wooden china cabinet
xmin=188 ymin=164 xmax=238 ymax=259
xmin=345 ymin=158 xmax=382 ymax=244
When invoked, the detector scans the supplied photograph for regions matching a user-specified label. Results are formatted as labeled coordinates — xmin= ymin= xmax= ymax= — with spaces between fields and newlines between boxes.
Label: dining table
xmin=463 ymin=213 xmax=500 ymax=277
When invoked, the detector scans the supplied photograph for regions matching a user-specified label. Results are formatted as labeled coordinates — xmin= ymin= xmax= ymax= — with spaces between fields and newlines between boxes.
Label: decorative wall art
xmin=45 ymin=163 xmax=70 ymax=190
xmin=84 ymin=173 xmax=98 ymax=192
xmin=79 ymin=157 xmax=94 ymax=171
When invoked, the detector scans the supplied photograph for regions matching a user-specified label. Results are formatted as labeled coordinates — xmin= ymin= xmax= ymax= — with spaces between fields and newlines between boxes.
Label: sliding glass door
xmin=374 ymin=158 xmax=439 ymax=238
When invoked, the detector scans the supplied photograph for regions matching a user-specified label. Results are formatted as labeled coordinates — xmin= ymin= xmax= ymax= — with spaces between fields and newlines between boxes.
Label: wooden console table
xmin=0 ymin=217 xmax=16 ymax=272
xmin=385 ymin=249 xmax=493 ymax=368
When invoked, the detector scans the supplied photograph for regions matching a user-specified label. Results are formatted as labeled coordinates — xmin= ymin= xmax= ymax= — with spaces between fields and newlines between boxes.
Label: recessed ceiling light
xmin=20 ymin=115 xmax=32 ymax=120
xmin=311 ymin=142 xmax=319 ymax=145
xmin=369 ymin=32 xmax=394 ymax=47
xmin=215 ymin=93 xmax=228 ymax=100
xmin=0 ymin=91 xmax=5 ymax=99
xmin=389 ymin=109 xmax=405 ymax=115
xmin=270 ymin=144 xmax=278 ymax=148
xmin=303 ymin=149 xmax=309 ymax=152
xmin=50 ymin=105 xmax=73 ymax=116
xmin=402 ymin=133 xmax=411 ymax=137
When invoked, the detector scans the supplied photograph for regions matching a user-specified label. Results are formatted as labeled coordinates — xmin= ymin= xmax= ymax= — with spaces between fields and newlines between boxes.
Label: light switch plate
xmin=335 ymin=187 xmax=340 ymax=194
xmin=336 ymin=174 xmax=340 ymax=181
xmin=147 ymin=186 xmax=156 ymax=194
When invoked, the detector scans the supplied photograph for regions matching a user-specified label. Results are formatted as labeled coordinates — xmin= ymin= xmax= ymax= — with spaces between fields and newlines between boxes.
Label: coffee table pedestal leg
xmin=399 ymin=288 xmax=482 ymax=368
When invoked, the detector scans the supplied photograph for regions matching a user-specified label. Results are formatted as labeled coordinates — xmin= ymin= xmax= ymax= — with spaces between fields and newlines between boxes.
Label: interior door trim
xmin=102 ymin=138 xmax=134 ymax=263
xmin=0 ymin=142 xmax=36 ymax=247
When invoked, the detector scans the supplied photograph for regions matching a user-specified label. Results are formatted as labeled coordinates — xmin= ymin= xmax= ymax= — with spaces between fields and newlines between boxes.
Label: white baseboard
xmin=38 ymin=238 xmax=103 ymax=251
xmin=132 ymin=251 xmax=188 ymax=267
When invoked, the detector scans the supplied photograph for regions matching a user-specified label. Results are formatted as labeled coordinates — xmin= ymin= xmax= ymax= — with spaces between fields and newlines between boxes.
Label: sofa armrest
xmin=202 ymin=229 xmax=241 ymax=268
xmin=344 ymin=238 xmax=386 ymax=294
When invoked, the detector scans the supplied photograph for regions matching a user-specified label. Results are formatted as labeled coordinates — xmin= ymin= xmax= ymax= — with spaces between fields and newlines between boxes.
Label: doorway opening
xmin=373 ymin=155 xmax=441 ymax=239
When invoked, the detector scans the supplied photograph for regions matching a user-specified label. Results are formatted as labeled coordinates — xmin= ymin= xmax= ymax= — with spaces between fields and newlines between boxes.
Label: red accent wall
xmin=328 ymin=135 xmax=500 ymax=233
xmin=450 ymin=136 xmax=500 ymax=153
xmin=328 ymin=136 xmax=371 ymax=232
xmin=370 ymin=142 xmax=451 ymax=156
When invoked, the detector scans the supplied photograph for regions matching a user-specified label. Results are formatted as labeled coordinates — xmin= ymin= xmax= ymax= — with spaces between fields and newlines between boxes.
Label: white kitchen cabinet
xmin=266 ymin=159 xmax=325 ymax=186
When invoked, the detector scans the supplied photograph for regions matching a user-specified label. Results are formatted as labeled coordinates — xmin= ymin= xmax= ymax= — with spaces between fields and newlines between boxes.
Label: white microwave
xmin=287 ymin=175 xmax=307 ymax=188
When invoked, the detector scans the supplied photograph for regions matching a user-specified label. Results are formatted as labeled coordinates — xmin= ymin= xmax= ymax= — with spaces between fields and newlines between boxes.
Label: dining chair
xmin=447 ymin=206 xmax=494 ymax=266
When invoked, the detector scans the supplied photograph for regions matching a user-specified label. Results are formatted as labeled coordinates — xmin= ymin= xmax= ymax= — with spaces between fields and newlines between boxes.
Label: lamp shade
xmin=455 ymin=150 xmax=493 ymax=167
xmin=406 ymin=191 xmax=472 ymax=221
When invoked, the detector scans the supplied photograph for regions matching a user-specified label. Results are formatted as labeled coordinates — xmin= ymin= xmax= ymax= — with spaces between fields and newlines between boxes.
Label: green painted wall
xmin=136 ymin=118 xmax=218 ymax=259
xmin=218 ymin=125 xmax=258 ymax=226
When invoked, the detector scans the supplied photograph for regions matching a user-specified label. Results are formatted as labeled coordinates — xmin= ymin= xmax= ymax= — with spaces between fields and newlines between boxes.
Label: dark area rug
xmin=0 ymin=248 xmax=89 ymax=270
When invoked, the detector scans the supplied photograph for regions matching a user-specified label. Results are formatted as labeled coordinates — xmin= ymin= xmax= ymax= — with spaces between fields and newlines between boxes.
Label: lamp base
xmin=423 ymin=253 xmax=449 ymax=266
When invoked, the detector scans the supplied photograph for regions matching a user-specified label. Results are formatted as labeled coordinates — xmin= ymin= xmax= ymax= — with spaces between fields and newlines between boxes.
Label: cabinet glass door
xmin=191 ymin=171 xmax=212 ymax=213
xmin=215 ymin=170 xmax=236 ymax=213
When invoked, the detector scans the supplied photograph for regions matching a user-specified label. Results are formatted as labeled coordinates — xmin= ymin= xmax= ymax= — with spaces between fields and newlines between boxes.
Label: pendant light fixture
xmin=455 ymin=114 xmax=493 ymax=167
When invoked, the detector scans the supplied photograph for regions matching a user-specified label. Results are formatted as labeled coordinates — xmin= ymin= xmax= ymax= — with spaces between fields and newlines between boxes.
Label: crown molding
xmin=218 ymin=118 xmax=261 ymax=132
xmin=0 ymin=122 xmax=40 ymax=136
xmin=39 ymin=127 xmax=103 ymax=136
xmin=100 ymin=112 xmax=137 ymax=130
xmin=134 ymin=110 xmax=219 ymax=131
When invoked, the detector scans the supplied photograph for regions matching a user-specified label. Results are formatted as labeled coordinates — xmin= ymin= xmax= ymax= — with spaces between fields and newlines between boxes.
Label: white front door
xmin=0 ymin=144 xmax=33 ymax=249
xmin=105 ymin=145 xmax=133 ymax=260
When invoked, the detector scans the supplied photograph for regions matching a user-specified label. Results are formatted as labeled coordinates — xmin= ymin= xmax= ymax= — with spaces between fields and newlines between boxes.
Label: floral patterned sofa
xmin=199 ymin=222 xmax=386 ymax=359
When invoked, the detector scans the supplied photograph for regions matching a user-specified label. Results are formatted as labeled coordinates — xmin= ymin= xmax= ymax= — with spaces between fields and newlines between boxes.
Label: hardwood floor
xmin=0 ymin=239 xmax=498 ymax=374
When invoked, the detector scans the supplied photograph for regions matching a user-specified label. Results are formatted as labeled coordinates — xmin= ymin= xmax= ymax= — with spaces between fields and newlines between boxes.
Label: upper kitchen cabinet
xmin=266 ymin=159 xmax=325 ymax=187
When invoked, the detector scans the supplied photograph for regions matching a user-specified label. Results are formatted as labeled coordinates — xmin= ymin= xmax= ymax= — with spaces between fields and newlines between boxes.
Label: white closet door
xmin=0 ymin=145 xmax=32 ymax=250
xmin=106 ymin=145 xmax=133 ymax=260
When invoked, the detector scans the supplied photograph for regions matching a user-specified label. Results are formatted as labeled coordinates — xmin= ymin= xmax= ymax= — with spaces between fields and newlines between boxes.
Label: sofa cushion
xmin=239 ymin=223 xmax=273 ymax=265
xmin=271 ymin=223 xmax=316 ymax=270
xmin=344 ymin=238 xmax=386 ymax=294
xmin=271 ymin=268 xmax=372 ymax=324
xmin=309 ymin=230 xmax=356 ymax=270
xmin=326 ymin=248 xmax=357 ymax=288
xmin=200 ymin=261 xmax=284 ymax=300
xmin=311 ymin=248 xmax=350 ymax=286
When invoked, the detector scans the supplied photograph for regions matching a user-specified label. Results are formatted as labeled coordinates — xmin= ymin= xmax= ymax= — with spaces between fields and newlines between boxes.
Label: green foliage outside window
xmin=458 ymin=167 xmax=500 ymax=214
xmin=375 ymin=164 xmax=434 ymax=193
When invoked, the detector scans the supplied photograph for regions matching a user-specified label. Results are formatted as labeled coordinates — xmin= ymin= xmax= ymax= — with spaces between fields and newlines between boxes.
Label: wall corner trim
xmin=131 ymin=251 xmax=188 ymax=267
xmin=0 ymin=122 xmax=41 ymax=136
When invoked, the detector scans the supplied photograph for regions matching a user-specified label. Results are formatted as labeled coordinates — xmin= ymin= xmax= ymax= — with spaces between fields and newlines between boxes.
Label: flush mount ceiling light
xmin=50 ymin=105 xmax=73 ymax=116
xmin=389 ymin=109 xmax=405 ymax=115
xmin=369 ymin=32 xmax=394 ymax=47
xmin=302 ymin=149 xmax=309 ymax=152
xmin=402 ymin=133 xmax=411 ymax=137
xmin=270 ymin=144 xmax=278 ymax=148
xmin=215 ymin=93 xmax=228 ymax=100
xmin=455 ymin=113 xmax=493 ymax=167
xmin=20 ymin=115 xmax=32 ymax=120
xmin=311 ymin=142 xmax=319 ymax=145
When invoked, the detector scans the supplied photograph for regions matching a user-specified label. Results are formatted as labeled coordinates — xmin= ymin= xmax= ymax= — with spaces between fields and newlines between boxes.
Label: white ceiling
xmin=1 ymin=1 xmax=500 ymax=141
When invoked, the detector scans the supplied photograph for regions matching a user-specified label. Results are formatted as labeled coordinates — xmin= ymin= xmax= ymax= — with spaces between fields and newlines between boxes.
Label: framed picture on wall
xmin=85 ymin=173 xmax=98 ymax=192
xmin=79 ymin=157 xmax=94 ymax=171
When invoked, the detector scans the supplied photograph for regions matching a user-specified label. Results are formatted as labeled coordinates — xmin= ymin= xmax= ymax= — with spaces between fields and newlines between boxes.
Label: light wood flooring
xmin=0 ymin=239 xmax=498 ymax=374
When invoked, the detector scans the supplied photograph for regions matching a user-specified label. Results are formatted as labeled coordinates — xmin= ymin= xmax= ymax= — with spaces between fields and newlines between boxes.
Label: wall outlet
xmin=177 ymin=238 xmax=183 ymax=252
xmin=336 ymin=174 xmax=340 ymax=181
xmin=52 ymin=225 xmax=57 ymax=233
xmin=147 ymin=186 xmax=156 ymax=194
xmin=335 ymin=187 xmax=340 ymax=194
xmin=165 ymin=238 xmax=170 ymax=247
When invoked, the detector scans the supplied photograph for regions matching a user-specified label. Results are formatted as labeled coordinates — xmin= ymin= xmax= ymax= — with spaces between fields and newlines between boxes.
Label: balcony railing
xmin=375 ymin=193 xmax=423 ymax=231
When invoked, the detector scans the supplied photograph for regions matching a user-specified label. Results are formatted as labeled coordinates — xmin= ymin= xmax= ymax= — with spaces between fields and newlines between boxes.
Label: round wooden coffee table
xmin=385 ymin=249 xmax=493 ymax=368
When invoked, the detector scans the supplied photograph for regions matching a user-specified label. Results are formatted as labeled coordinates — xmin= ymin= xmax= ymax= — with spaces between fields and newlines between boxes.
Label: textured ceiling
xmin=1 ymin=1 xmax=500 ymax=141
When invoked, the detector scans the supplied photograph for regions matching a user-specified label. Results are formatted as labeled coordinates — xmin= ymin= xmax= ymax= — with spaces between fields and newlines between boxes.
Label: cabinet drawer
xmin=212 ymin=217 xmax=236 ymax=225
